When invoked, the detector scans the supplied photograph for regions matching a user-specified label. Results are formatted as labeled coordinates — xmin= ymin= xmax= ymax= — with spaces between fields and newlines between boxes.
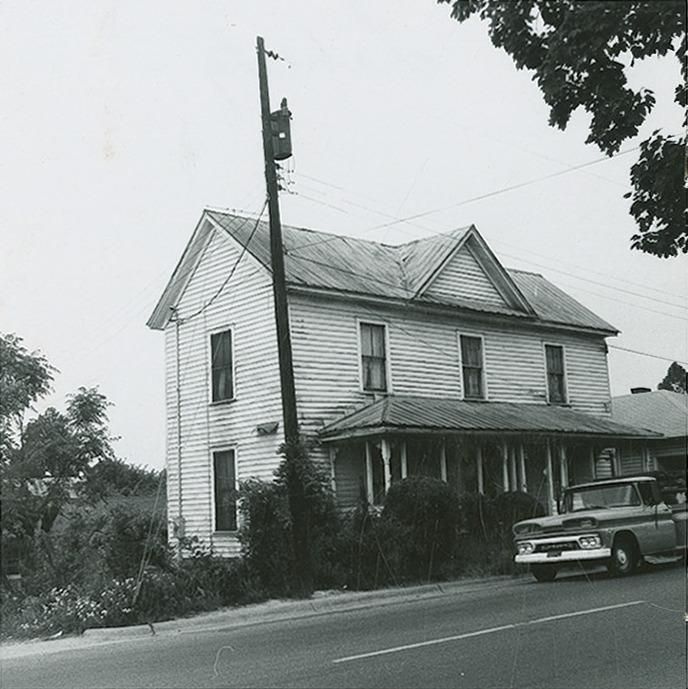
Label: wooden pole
xmin=476 ymin=444 xmax=484 ymax=494
xmin=256 ymin=36 xmax=298 ymax=444
xmin=381 ymin=438 xmax=392 ymax=493
xmin=440 ymin=438 xmax=448 ymax=482
xmin=519 ymin=444 xmax=527 ymax=492
xmin=546 ymin=439 xmax=555 ymax=515
xmin=365 ymin=441 xmax=374 ymax=504
xmin=400 ymin=440 xmax=408 ymax=478
xmin=501 ymin=440 xmax=509 ymax=492
xmin=257 ymin=36 xmax=310 ymax=594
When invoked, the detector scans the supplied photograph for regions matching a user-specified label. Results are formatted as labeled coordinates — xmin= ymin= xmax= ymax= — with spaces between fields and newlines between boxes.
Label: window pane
xmin=211 ymin=330 xmax=234 ymax=401
xmin=546 ymin=345 xmax=563 ymax=374
xmin=363 ymin=357 xmax=387 ymax=391
xmin=464 ymin=368 xmax=483 ymax=399
xmin=361 ymin=323 xmax=387 ymax=392
xmin=361 ymin=323 xmax=385 ymax=357
xmin=545 ymin=346 xmax=566 ymax=402
xmin=213 ymin=450 xmax=237 ymax=531
xmin=461 ymin=336 xmax=482 ymax=367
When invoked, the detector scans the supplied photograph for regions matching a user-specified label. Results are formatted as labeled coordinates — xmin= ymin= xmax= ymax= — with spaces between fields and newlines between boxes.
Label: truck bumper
xmin=515 ymin=547 xmax=611 ymax=564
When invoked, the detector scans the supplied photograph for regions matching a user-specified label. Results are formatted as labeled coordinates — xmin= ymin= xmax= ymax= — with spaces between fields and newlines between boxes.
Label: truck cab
xmin=513 ymin=475 xmax=687 ymax=582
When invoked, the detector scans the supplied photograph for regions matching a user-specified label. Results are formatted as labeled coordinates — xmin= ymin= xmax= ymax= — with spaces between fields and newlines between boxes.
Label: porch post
xmin=328 ymin=445 xmax=337 ymax=492
xmin=589 ymin=445 xmax=596 ymax=480
xmin=400 ymin=440 xmax=408 ymax=479
xmin=559 ymin=443 xmax=568 ymax=488
xmin=501 ymin=440 xmax=509 ymax=492
xmin=546 ymin=439 xmax=555 ymax=515
xmin=381 ymin=438 xmax=392 ymax=493
xmin=440 ymin=438 xmax=448 ymax=482
xmin=509 ymin=446 xmax=517 ymax=490
xmin=364 ymin=441 xmax=374 ymax=504
xmin=518 ymin=444 xmax=527 ymax=492
xmin=476 ymin=444 xmax=484 ymax=494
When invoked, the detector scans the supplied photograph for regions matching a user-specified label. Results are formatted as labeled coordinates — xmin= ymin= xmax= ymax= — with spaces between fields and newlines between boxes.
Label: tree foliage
xmin=439 ymin=0 xmax=686 ymax=257
xmin=657 ymin=361 xmax=687 ymax=394
xmin=1 ymin=334 xmax=159 ymax=546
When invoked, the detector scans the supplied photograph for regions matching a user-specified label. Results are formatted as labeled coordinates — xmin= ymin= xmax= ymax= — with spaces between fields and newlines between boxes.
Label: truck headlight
xmin=578 ymin=535 xmax=601 ymax=549
xmin=517 ymin=542 xmax=534 ymax=555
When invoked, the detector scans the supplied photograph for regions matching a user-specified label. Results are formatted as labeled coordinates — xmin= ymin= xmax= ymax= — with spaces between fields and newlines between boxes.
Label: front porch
xmin=320 ymin=396 xmax=660 ymax=514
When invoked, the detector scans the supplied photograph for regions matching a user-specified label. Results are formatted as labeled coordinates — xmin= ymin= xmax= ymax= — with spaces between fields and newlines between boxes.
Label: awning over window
xmin=319 ymin=395 xmax=661 ymax=442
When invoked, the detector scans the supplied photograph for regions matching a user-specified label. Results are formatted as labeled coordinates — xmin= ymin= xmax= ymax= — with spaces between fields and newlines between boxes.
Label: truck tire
xmin=608 ymin=536 xmax=638 ymax=577
xmin=531 ymin=564 xmax=557 ymax=582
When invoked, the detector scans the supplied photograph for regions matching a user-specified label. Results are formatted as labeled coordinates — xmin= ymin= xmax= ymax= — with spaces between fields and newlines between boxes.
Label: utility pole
xmin=256 ymin=36 xmax=313 ymax=595
xmin=256 ymin=35 xmax=299 ymax=444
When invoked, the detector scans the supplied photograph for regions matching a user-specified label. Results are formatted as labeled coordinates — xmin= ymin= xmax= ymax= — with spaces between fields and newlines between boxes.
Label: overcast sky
xmin=2 ymin=1 xmax=685 ymax=470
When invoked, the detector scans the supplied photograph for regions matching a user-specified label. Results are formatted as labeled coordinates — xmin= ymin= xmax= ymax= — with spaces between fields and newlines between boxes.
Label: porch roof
xmin=319 ymin=395 xmax=661 ymax=442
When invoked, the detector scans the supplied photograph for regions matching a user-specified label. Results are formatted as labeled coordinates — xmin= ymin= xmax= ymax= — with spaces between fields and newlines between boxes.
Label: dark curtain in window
xmin=461 ymin=335 xmax=484 ymax=399
xmin=361 ymin=323 xmax=387 ymax=392
xmin=213 ymin=450 xmax=237 ymax=531
xmin=545 ymin=345 xmax=566 ymax=403
xmin=211 ymin=330 xmax=233 ymax=402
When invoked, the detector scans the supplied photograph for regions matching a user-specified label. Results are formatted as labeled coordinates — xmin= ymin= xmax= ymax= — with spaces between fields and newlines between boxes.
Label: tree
xmin=658 ymin=361 xmax=687 ymax=393
xmin=439 ymin=0 xmax=686 ymax=257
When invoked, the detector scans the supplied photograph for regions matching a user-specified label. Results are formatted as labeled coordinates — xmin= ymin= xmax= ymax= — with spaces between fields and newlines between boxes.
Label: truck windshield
xmin=563 ymin=483 xmax=641 ymax=513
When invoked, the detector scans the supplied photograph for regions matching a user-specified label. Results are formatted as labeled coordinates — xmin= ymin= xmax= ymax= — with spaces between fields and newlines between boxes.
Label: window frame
xmin=543 ymin=342 xmax=569 ymax=405
xmin=357 ymin=318 xmax=392 ymax=394
xmin=208 ymin=326 xmax=236 ymax=404
xmin=211 ymin=446 xmax=239 ymax=533
xmin=457 ymin=331 xmax=488 ymax=401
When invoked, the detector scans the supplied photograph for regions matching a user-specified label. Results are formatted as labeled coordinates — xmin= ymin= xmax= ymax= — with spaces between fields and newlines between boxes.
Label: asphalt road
xmin=2 ymin=564 xmax=685 ymax=689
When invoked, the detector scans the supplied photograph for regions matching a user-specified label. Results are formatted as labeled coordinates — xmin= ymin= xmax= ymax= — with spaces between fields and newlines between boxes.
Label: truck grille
xmin=535 ymin=541 xmax=580 ymax=553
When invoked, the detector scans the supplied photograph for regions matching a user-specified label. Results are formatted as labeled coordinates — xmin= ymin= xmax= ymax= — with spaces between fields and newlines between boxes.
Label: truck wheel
xmin=531 ymin=564 xmax=557 ymax=583
xmin=608 ymin=537 xmax=637 ymax=577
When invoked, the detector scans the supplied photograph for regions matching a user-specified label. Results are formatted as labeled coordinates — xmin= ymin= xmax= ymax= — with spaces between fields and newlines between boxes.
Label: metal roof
xmin=147 ymin=210 xmax=618 ymax=334
xmin=611 ymin=390 xmax=688 ymax=439
xmin=319 ymin=395 xmax=660 ymax=441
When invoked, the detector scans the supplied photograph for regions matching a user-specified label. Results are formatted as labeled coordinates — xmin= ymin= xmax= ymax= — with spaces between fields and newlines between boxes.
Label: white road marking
xmin=332 ymin=600 xmax=646 ymax=664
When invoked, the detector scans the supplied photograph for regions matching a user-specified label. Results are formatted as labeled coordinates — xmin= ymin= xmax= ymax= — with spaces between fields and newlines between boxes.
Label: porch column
xmin=381 ymin=438 xmax=392 ymax=493
xmin=501 ymin=440 xmax=509 ymax=492
xmin=440 ymin=438 xmax=448 ymax=482
xmin=476 ymin=444 xmax=484 ymax=494
xmin=400 ymin=440 xmax=408 ymax=479
xmin=642 ymin=443 xmax=652 ymax=472
xmin=589 ymin=446 xmax=596 ymax=480
xmin=546 ymin=439 xmax=555 ymax=515
xmin=559 ymin=443 xmax=568 ymax=488
xmin=364 ymin=441 xmax=374 ymax=504
xmin=518 ymin=444 xmax=527 ymax=492
xmin=328 ymin=445 xmax=337 ymax=492
xmin=509 ymin=446 xmax=517 ymax=490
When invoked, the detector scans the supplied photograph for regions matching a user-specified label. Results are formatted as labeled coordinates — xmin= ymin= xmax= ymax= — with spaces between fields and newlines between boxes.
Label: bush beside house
xmin=1 ymin=449 xmax=543 ymax=641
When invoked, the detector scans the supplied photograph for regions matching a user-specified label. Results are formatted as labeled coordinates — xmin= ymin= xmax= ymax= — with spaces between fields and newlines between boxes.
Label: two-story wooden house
xmin=147 ymin=209 xmax=656 ymax=557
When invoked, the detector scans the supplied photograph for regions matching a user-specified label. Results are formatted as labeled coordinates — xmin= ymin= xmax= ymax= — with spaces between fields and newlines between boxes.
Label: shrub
xmin=94 ymin=504 xmax=171 ymax=579
xmin=382 ymin=476 xmax=461 ymax=582
xmin=239 ymin=440 xmax=341 ymax=596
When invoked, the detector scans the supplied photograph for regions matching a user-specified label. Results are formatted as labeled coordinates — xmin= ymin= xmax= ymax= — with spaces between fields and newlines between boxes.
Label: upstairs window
xmin=360 ymin=322 xmax=388 ymax=392
xmin=213 ymin=449 xmax=237 ymax=531
xmin=210 ymin=329 xmax=234 ymax=402
xmin=460 ymin=334 xmax=485 ymax=400
xmin=545 ymin=344 xmax=567 ymax=403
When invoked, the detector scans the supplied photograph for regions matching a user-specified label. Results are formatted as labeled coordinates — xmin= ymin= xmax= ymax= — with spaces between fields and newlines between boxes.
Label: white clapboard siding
xmin=289 ymin=293 xmax=612 ymax=429
xmin=424 ymin=245 xmax=507 ymax=307
xmin=164 ymin=227 xmax=283 ymax=557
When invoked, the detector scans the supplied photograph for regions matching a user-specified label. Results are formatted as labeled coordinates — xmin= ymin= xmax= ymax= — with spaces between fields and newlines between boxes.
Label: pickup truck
xmin=513 ymin=474 xmax=687 ymax=582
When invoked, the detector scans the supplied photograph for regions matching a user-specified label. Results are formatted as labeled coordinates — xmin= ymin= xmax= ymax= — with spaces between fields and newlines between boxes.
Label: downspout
xmin=173 ymin=308 xmax=184 ymax=559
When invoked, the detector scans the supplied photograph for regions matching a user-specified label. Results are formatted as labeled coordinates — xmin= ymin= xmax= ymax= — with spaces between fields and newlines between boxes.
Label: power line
xmin=179 ymin=199 xmax=268 ymax=323
xmin=363 ymin=147 xmax=640 ymax=233
xmin=608 ymin=345 xmax=688 ymax=367
xmin=496 ymin=251 xmax=687 ymax=310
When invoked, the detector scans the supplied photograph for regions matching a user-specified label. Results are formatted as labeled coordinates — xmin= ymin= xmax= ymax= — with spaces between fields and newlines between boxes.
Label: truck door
xmin=637 ymin=482 xmax=676 ymax=553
